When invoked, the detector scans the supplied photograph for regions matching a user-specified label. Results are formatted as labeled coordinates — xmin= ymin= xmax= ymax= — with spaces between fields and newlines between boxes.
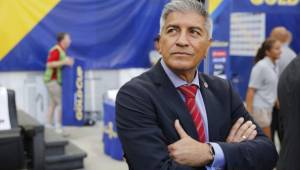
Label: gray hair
xmin=159 ymin=0 xmax=213 ymax=39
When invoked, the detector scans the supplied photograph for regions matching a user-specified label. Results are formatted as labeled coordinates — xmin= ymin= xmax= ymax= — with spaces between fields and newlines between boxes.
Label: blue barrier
xmin=103 ymin=99 xmax=123 ymax=161
xmin=62 ymin=59 xmax=85 ymax=126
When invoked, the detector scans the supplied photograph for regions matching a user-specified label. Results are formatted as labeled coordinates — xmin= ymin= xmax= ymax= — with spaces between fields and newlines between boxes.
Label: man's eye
xmin=167 ymin=28 xmax=177 ymax=34
xmin=190 ymin=30 xmax=201 ymax=36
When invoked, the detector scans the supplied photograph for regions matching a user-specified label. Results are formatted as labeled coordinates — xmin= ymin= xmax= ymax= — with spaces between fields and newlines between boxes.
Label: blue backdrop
xmin=0 ymin=0 xmax=168 ymax=71
xmin=209 ymin=0 xmax=300 ymax=99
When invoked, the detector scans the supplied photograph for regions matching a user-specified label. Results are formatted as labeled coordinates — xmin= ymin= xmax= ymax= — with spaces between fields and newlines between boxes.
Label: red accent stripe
xmin=178 ymin=85 xmax=206 ymax=142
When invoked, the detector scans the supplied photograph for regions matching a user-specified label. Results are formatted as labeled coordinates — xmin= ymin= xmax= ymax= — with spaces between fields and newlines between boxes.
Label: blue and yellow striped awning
xmin=0 ymin=0 xmax=60 ymax=60
xmin=0 ymin=0 xmax=228 ymax=70
xmin=209 ymin=0 xmax=229 ymax=20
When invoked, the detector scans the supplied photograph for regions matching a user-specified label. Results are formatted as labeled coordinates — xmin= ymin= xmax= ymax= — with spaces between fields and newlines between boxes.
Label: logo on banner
xmin=104 ymin=122 xmax=118 ymax=139
xmin=212 ymin=49 xmax=227 ymax=79
xmin=75 ymin=66 xmax=84 ymax=121
xmin=251 ymin=0 xmax=299 ymax=6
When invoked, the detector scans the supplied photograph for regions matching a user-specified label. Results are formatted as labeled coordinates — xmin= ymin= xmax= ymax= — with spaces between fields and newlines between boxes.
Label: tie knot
xmin=178 ymin=85 xmax=198 ymax=99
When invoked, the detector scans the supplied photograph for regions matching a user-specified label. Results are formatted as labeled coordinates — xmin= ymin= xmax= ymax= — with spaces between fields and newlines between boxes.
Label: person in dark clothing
xmin=277 ymin=56 xmax=300 ymax=170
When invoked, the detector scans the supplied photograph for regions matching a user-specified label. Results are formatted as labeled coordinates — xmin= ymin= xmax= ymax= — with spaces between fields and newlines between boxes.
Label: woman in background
xmin=246 ymin=38 xmax=281 ymax=139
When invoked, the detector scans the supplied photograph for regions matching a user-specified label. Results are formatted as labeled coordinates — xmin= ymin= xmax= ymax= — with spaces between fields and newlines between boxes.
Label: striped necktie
xmin=178 ymin=85 xmax=206 ymax=142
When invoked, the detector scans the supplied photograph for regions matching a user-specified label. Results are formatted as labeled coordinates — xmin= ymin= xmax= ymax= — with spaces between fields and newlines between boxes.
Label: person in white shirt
xmin=246 ymin=38 xmax=282 ymax=139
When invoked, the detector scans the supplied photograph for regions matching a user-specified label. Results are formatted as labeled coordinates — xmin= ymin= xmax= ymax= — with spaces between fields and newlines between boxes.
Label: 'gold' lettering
xmin=266 ymin=0 xmax=277 ymax=5
xmin=75 ymin=66 xmax=84 ymax=121
xmin=287 ymin=0 xmax=299 ymax=5
xmin=251 ymin=0 xmax=264 ymax=5
xmin=250 ymin=0 xmax=299 ymax=5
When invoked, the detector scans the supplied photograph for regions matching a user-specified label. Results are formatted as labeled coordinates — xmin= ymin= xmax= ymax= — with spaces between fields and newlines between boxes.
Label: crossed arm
xmin=168 ymin=118 xmax=257 ymax=167
xmin=116 ymin=83 xmax=277 ymax=170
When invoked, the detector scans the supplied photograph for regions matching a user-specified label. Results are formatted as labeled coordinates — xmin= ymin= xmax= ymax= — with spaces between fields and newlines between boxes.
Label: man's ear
xmin=157 ymin=36 xmax=162 ymax=54
xmin=204 ymin=39 xmax=212 ymax=55
xmin=154 ymin=35 xmax=161 ymax=52
xmin=208 ymin=38 xmax=212 ymax=47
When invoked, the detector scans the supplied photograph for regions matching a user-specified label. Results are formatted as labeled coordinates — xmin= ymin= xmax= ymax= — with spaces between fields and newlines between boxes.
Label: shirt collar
xmin=264 ymin=56 xmax=278 ymax=74
xmin=160 ymin=59 xmax=200 ymax=88
xmin=264 ymin=56 xmax=277 ymax=68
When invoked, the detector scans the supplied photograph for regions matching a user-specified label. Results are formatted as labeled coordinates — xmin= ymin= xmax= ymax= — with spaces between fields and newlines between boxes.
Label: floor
xmin=63 ymin=122 xmax=128 ymax=170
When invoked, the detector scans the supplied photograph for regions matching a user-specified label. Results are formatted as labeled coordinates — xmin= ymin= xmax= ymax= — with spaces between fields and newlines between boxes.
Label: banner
xmin=62 ymin=59 xmax=85 ymax=126
xmin=232 ymin=0 xmax=300 ymax=13
xmin=208 ymin=43 xmax=230 ymax=80
xmin=210 ymin=0 xmax=300 ymax=99
xmin=0 ymin=0 xmax=168 ymax=71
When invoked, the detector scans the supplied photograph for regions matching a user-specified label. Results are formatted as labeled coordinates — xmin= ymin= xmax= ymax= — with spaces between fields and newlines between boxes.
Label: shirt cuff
xmin=206 ymin=142 xmax=225 ymax=170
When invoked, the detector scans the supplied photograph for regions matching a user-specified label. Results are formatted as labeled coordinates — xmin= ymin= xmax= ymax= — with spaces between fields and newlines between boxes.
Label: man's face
xmin=158 ymin=11 xmax=211 ymax=72
xmin=62 ymin=34 xmax=71 ymax=49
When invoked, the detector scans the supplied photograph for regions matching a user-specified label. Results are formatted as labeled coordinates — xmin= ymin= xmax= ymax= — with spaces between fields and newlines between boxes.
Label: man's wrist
xmin=206 ymin=143 xmax=215 ymax=166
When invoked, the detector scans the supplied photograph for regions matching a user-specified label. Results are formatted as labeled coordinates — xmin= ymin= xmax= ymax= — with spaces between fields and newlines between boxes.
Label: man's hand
xmin=226 ymin=117 xmax=257 ymax=143
xmin=64 ymin=57 xmax=74 ymax=66
xmin=168 ymin=120 xmax=212 ymax=167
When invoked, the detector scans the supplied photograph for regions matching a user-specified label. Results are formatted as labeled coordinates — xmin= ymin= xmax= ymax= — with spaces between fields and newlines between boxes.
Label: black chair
xmin=0 ymin=89 xmax=24 ymax=170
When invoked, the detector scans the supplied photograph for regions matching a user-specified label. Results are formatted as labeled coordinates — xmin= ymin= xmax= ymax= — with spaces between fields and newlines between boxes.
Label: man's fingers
xmin=227 ymin=117 xmax=244 ymax=142
xmin=235 ymin=120 xmax=252 ymax=140
xmin=227 ymin=118 xmax=257 ymax=143
xmin=243 ymin=124 xmax=256 ymax=140
xmin=247 ymin=129 xmax=257 ymax=140
xmin=168 ymin=144 xmax=174 ymax=152
xmin=175 ymin=119 xmax=188 ymax=139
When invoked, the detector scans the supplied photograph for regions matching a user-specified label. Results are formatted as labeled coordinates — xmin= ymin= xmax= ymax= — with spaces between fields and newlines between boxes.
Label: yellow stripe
xmin=208 ymin=0 xmax=223 ymax=14
xmin=0 ymin=0 xmax=60 ymax=60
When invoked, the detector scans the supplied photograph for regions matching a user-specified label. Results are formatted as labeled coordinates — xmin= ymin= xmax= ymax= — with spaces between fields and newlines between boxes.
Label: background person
xmin=44 ymin=32 xmax=74 ymax=134
xmin=246 ymin=38 xmax=281 ymax=139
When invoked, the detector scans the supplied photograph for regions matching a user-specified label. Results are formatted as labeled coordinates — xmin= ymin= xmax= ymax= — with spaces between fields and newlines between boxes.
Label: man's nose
xmin=176 ymin=32 xmax=189 ymax=47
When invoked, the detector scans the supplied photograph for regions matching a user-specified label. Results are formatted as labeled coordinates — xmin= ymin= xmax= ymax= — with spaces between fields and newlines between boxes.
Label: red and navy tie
xmin=178 ymin=85 xmax=206 ymax=142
